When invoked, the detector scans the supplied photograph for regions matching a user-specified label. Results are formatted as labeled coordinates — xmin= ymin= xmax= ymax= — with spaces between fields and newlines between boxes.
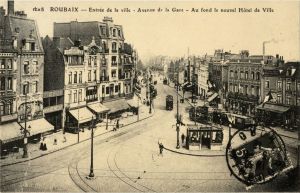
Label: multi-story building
xmin=43 ymin=17 xmax=136 ymax=131
xmin=1 ymin=0 xmax=53 ymax=147
xmin=227 ymin=51 xmax=263 ymax=116
xmin=197 ymin=57 xmax=209 ymax=100
xmin=257 ymin=60 xmax=299 ymax=128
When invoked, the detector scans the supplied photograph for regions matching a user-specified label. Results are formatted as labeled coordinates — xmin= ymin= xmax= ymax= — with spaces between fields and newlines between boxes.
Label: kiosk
xmin=186 ymin=126 xmax=224 ymax=151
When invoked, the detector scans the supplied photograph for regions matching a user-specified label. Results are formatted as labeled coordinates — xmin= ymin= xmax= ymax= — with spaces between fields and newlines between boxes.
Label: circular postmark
xmin=225 ymin=125 xmax=293 ymax=186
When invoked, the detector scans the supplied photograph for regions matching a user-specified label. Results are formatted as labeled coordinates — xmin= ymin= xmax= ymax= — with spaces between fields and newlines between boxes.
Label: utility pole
xmin=77 ymin=100 xmax=80 ymax=143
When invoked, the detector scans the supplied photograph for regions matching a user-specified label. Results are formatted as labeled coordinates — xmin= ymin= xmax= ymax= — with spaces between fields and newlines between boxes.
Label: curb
xmin=163 ymin=146 xmax=225 ymax=157
xmin=1 ymin=113 xmax=154 ymax=167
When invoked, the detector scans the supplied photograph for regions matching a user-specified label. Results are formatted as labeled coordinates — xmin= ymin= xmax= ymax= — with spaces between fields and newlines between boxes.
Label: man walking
xmin=181 ymin=133 xmax=185 ymax=145
xmin=158 ymin=141 xmax=164 ymax=156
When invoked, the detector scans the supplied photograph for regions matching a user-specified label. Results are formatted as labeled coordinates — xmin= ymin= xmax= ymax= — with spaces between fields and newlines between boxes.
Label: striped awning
xmin=20 ymin=118 xmax=54 ymax=136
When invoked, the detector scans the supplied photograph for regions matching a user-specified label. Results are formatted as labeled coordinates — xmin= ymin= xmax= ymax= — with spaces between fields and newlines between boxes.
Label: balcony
xmin=119 ymin=48 xmax=125 ymax=54
xmin=100 ymin=76 xmax=109 ymax=82
xmin=43 ymin=104 xmax=64 ymax=114
xmin=104 ymin=48 xmax=109 ymax=53
xmin=112 ymin=49 xmax=118 ymax=53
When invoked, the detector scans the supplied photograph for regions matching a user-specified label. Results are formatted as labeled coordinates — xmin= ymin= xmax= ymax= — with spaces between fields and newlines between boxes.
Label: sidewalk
xmin=0 ymin=103 xmax=153 ymax=167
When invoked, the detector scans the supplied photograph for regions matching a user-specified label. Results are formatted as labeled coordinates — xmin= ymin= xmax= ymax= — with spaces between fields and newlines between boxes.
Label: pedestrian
xmin=181 ymin=133 xmax=185 ymax=144
xmin=39 ymin=142 xmax=44 ymax=150
xmin=63 ymin=133 xmax=67 ymax=143
xmin=116 ymin=119 xmax=120 ymax=130
xmin=158 ymin=141 xmax=164 ymax=156
xmin=53 ymin=138 xmax=57 ymax=145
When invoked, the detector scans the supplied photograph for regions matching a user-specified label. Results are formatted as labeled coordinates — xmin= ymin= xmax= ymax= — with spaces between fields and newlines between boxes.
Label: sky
xmin=1 ymin=0 xmax=300 ymax=63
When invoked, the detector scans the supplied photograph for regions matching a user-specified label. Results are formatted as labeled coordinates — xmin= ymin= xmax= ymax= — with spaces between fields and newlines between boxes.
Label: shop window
xmin=106 ymin=87 xmax=109 ymax=95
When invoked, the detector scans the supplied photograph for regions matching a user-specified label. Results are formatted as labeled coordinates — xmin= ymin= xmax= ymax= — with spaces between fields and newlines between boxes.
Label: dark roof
xmin=279 ymin=62 xmax=300 ymax=78
xmin=8 ymin=15 xmax=44 ymax=53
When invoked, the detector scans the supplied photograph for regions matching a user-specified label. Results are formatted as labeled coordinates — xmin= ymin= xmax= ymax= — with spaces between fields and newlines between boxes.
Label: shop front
xmin=186 ymin=126 xmax=224 ymax=151
xmin=103 ymin=99 xmax=130 ymax=119
xmin=66 ymin=107 xmax=94 ymax=133
xmin=87 ymin=102 xmax=110 ymax=122
xmin=256 ymin=103 xmax=291 ymax=127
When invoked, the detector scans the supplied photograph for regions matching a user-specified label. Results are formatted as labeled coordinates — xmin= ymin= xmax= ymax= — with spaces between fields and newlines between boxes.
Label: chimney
xmin=8 ymin=0 xmax=14 ymax=15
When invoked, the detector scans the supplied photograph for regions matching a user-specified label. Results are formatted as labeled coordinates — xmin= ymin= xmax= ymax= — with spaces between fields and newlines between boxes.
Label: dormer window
xmin=31 ymin=42 xmax=35 ymax=51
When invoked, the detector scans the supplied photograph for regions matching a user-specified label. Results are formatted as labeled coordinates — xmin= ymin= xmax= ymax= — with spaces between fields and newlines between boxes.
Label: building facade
xmin=43 ymin=17 xmax=136 ymax=131
xmin=258 ymin=60 xmax=299 ymax=128
xmin=1 ymin=1 xmax=53 ymax=147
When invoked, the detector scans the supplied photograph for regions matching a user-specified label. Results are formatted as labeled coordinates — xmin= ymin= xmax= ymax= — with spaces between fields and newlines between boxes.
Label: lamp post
xmin=87 ymin=117 xmax=96 ymax=179
xmin=22 ymin=91 xmax=29 ymax=158
xmin=176 ymin=64 xmax=180 ymax=149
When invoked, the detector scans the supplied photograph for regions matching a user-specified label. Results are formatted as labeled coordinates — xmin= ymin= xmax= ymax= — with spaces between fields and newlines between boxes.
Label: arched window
xmin=256 ymin=72 xmax=260 ymax=80
xmin=112 ymin=42 xmax=117 ymax=52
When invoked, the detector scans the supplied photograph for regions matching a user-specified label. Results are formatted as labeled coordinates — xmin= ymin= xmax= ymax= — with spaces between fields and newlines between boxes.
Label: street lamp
xmin=87 ymin=117 xmax=96 ymax=179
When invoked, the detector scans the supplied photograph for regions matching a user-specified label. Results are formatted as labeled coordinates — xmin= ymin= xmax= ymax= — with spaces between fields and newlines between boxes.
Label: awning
xmin=104 ymin=99 xmax=130 ymax=114
xmin=20 ymin=118 xmax=54 ymax=136
xmin=127 ymin=99 xmax=139 ymax=108
xmin=69 ymin=107 xmax=95 ymax=124
xmin=88 ymin=103 xmax=110 ymax=114
xmin=207 ymin=93 xmax=218 ymax=102
xmin=256 ymin=103 xmax=290 ymax=114
xmin=0 ymin=122 xmax=23 ymax=144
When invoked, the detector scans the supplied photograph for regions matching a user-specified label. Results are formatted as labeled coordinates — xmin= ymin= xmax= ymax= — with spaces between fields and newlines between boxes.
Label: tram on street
xmin=166 ymin=95 xmax=173 ymax=110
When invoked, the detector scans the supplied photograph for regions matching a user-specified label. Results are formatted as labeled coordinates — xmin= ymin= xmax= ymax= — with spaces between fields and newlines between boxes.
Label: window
xmin=277 ymin=95 xmax=282 ymax=103
xmin=7 ymin=102 xmax=12 ymax=114
xmin=94 ymin=57 xmax=97 ymax=66
xmin=7 ymin=77 xmax=12 ymax=90
xmin=35 ymin=81 xmax=38 ymax=93
xmin=256 ymin=86 xmax=260 ymax=96
xmin=94 ymin=70 xmax=97 ymax=81
xmin=31 ymin=42 xmax=35 ymax=51
xmin=298 ymin=83 xmax=300 ymax=91
xmin=112 ymin=42 xmax=117 ymax=52
xmin=0 ymin=59 xmax=5 ymax=69
xmin=113 ymin=29 xmax=116 ymax=37
xmin=245 ymin=71 xmax=248 ymax=79
xmin=101 ymin=56 xmax=106 ymax=66
xmin=234 ymin=71 xmax=238 ymax=79
xmin=74 ymin=72 xmax=77 ymax=83
xmin=118 ymin=29 xmax=121 ymax=37
xmin=277 ymin=81 xmax=282 ymax=89
xmin=251 ymin=86 xmax=255 ymax=96
xmin=234 ymin=84 xmax=238 ymax=93
xmin=23 ymin=61 xmax=29 ymax=74
xmin=88 ymin=70 xmax=91 ymax=81
xmin=68 ymin=72 xmax=72 ymax=84
xmin=245 ymin=85 xmax=248 ymax=95
xmin=88 ymin=56 xmax=92 ymax=66
xmin=111 ymin=70 xmax=117 ymax=78
xmin=102 ymin=85 xmax=105 ymax=94
xmin=100 ymin=26 xmax=106 ymax=35
xmin=240 ymin=71 xmax=244 ymax=79
xmin=112 ymin=56 xmax=117 ymax=65
xmin=32 ymin=61 xmax=38 ymax=73
xmin=0 ymin=102 xmax=4 ymax=115
xmin=286 ymin=82 xmax=291 ymax=91
xmin=286 ymin=97 xmax=291 ymax=105
xmin=7 ymin=59 xmax=12 ymax=69
xmin=79 ymin=71 xmax=82 ymax=83
xmin=0 ymin=77 xmax=5 ymax=90
xmin=73 ymin=90 xmax=77 ymax=103
xmin=115 ymin=85 xmax=119 ymax=93
xmin=251 ymin=71 xmax=255 ymax=79
xmin=239 ymin=84 xmax=243 ymax=93
xmin=230 ymin=71 xmax=234 ymax=78
xmin=106 ymin=87 xmax=109 ymax=95
xmin=23 ymin=83 xmax=29 ymax=95
xmin=78 ymin=89 xmax=82 ymax=102
xmin=265 ymin=81 xmax=270 ymax=88
xmin=256 ymin=72 xmax=260 ymax=80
